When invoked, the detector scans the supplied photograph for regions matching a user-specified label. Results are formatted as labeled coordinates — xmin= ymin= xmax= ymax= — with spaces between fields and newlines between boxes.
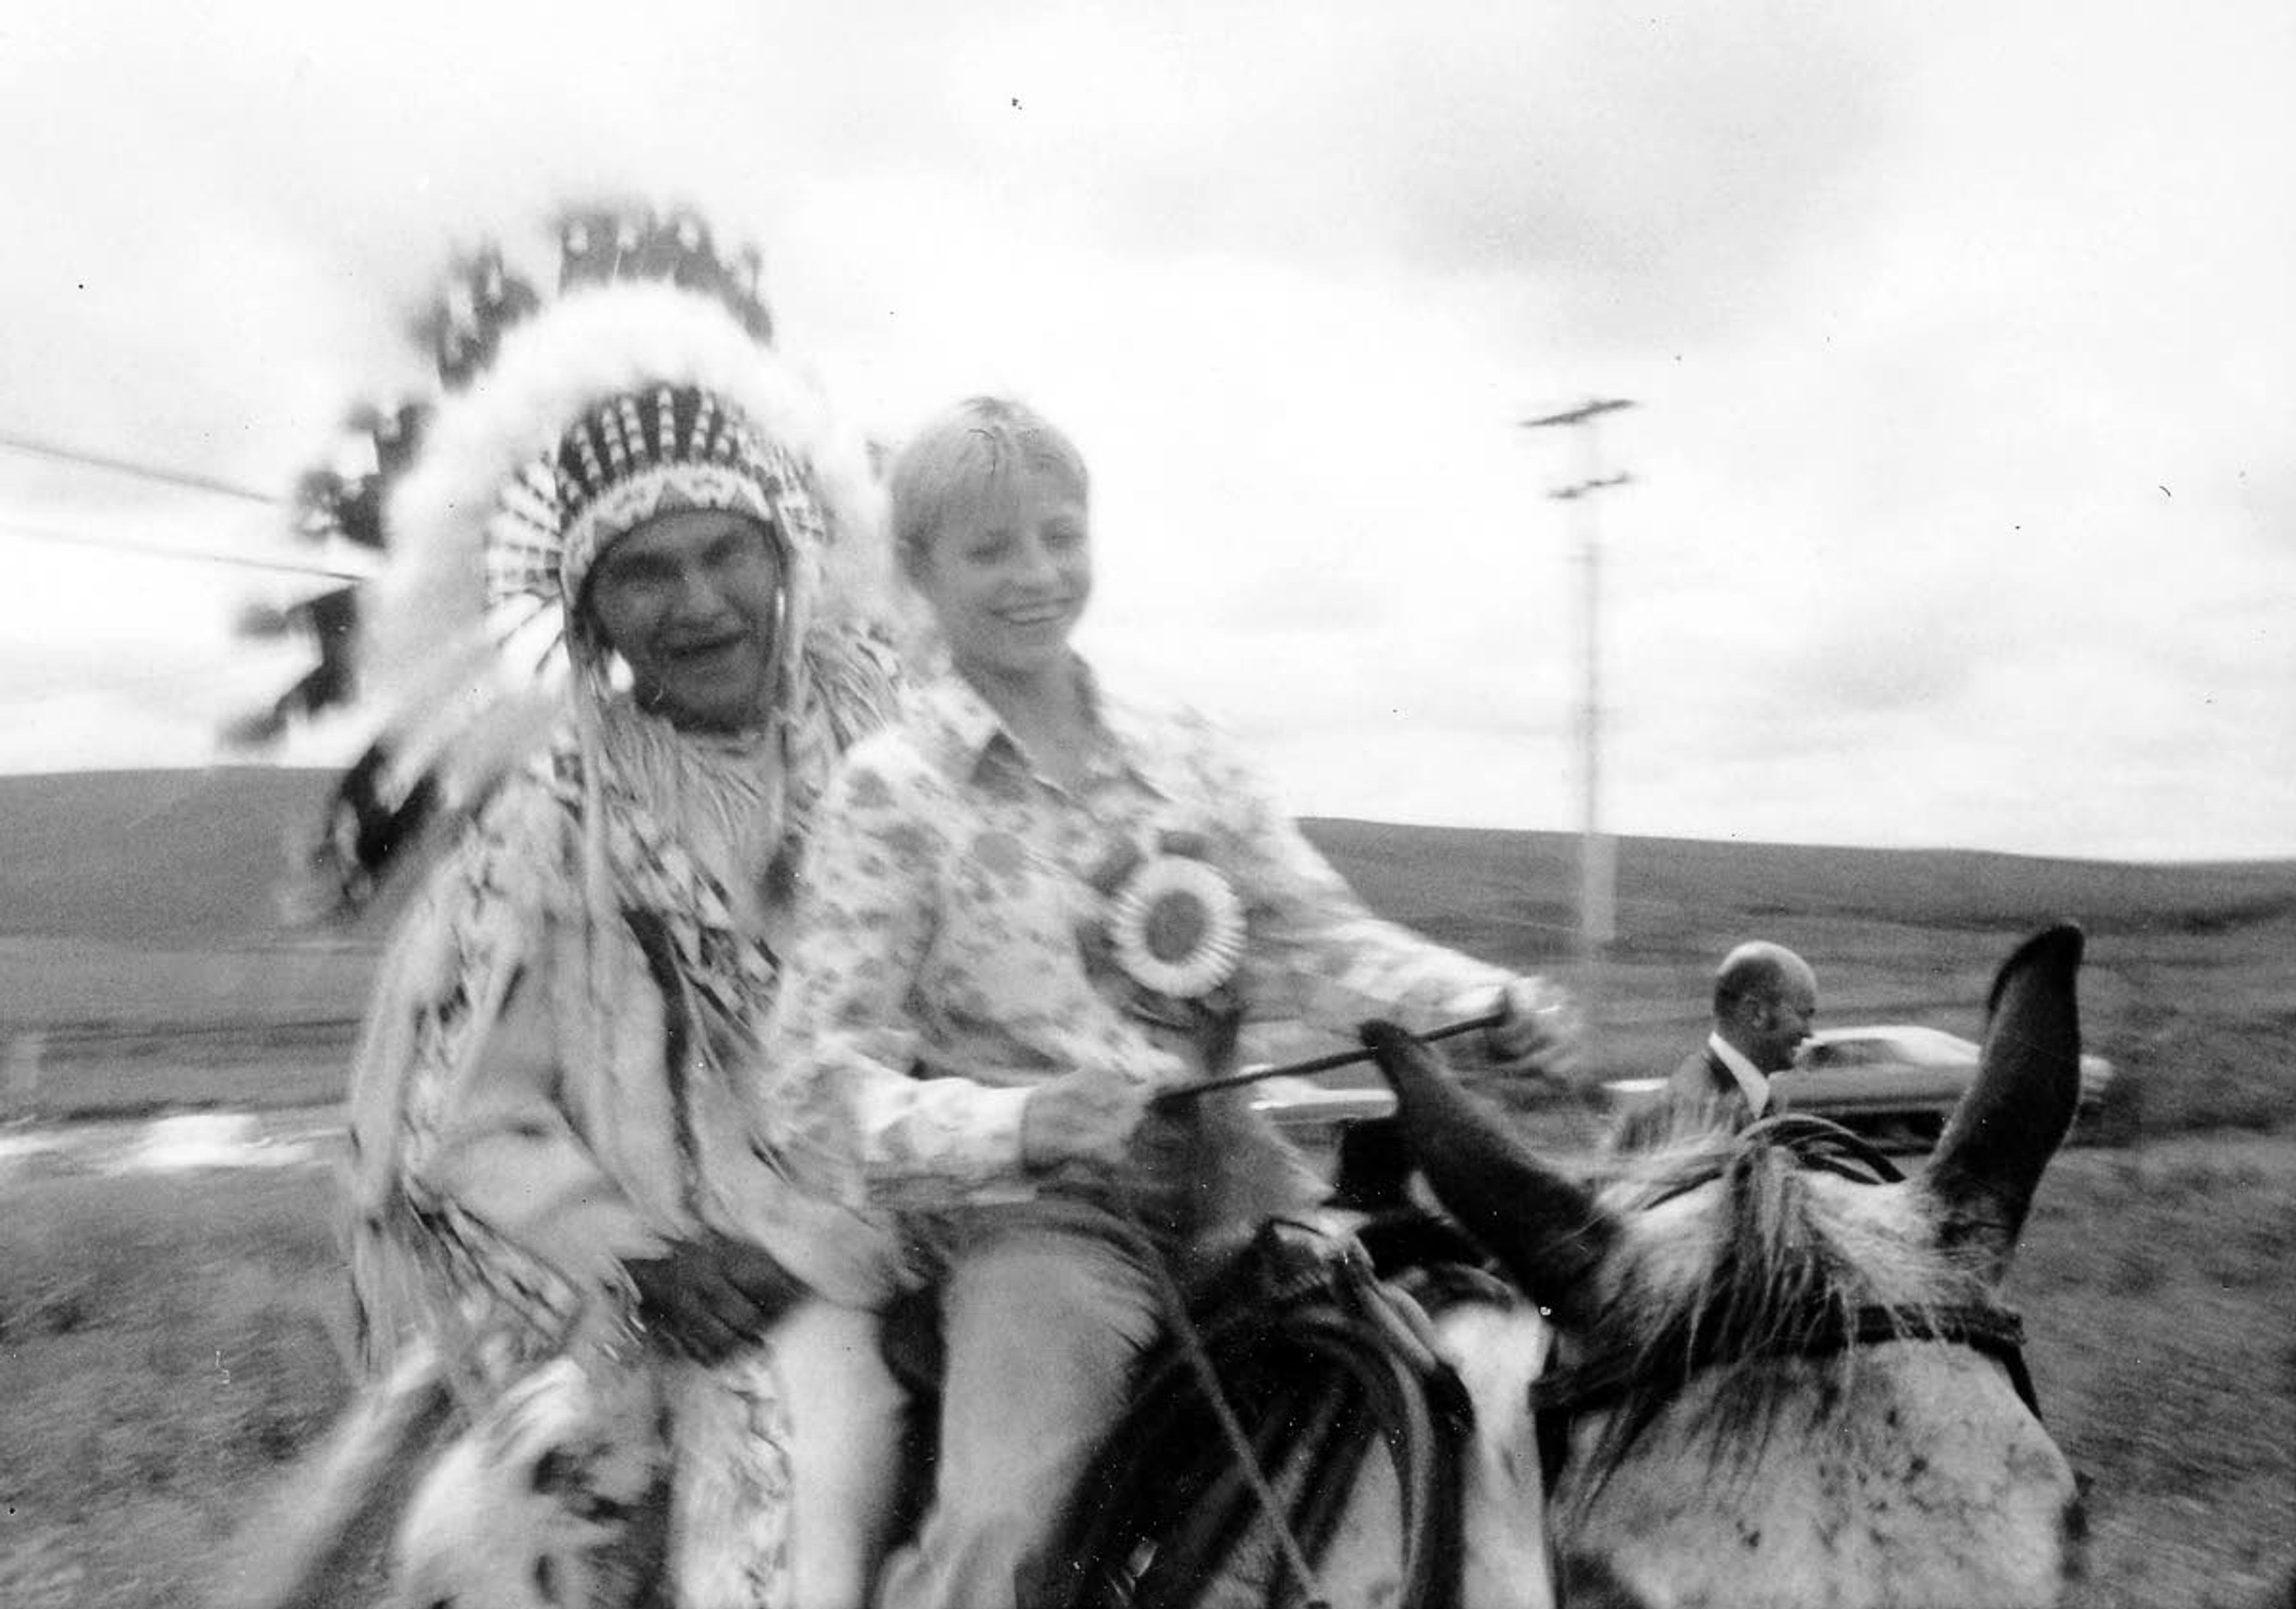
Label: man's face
xmin=584 ymin=508 xmax=784 ymax=732
xmin=1744 ymin=974 xmax=1819 ymax=1074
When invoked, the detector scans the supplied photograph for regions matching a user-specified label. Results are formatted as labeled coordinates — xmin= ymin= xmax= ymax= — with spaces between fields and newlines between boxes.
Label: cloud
xmin=923 ymin=2 xmax=1913 ymax=336
xmin=2 ymin=0 xmax=2293 ymax=860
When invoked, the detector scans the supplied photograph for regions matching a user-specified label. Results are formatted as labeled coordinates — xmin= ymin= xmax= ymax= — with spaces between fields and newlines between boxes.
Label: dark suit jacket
xmin=1612 ymin=1043 xmax=1763 ymax=1151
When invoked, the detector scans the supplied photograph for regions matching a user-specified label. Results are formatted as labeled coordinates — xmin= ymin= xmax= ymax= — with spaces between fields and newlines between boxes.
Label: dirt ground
xmin=1 ymin=1122 xmax=2288 ymax=1607
xmin=2014 ymin=1132 xmax=2296 ymax=1606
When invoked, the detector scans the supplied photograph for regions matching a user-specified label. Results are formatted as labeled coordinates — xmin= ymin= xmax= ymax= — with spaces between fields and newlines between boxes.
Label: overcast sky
xmin=2 ymin=1 xmax=2291 ymax=860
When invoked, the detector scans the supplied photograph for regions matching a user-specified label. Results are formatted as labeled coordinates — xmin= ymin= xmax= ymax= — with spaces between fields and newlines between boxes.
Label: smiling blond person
xmin=759 ymin=395 xmax=1578 ymax=1609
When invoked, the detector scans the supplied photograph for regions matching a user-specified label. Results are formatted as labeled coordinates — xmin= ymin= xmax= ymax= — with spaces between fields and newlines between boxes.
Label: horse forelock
xmin=1564 ymin=1126 xmax=1990 ymax=1490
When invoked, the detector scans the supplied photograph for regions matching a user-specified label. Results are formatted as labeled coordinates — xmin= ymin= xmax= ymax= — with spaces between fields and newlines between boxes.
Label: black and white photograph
xmin=1 ymin=4 xmax=2290 ymax=1605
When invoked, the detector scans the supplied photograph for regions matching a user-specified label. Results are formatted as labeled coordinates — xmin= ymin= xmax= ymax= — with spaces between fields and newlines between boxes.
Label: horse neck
xmin=1550 ymin=1342 xmax=2081 ymax=1607
xmin=1545 ymin=1155 xmax=2078 ymax=1607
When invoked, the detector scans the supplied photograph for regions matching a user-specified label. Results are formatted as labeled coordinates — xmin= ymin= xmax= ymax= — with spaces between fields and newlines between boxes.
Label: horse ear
xmin=1923 ymin=923 xmax=2085 ymax=1281
xmin=1360 ymin=1020 xmax=1616 ymax=1327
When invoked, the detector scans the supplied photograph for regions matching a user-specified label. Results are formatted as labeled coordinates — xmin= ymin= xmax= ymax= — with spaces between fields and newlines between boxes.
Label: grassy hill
xmin=0 ymin=768 xmax=364 ymax=948
xmin=2 ymin=769 xmax=2292 ymax=1131
xmin=8 ymin=768 xmax=2295 ymax=955
xmin=1305 ymin=816 xmax=2296 ymax=955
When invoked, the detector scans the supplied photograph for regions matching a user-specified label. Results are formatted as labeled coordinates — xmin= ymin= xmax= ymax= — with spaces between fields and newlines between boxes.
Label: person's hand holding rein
xmin=622 ymin=1231 xmax=801 ymax=1365
xmin=1021 ymin=1058 xmax=1166 ymax=1171
xmin=1483 ymin=975 xmax=1583 ymax=1083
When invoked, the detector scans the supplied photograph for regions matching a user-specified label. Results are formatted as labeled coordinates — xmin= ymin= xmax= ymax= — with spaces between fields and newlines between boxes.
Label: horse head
xmin=1361 ymin=923 xmax=2089 ymax=1608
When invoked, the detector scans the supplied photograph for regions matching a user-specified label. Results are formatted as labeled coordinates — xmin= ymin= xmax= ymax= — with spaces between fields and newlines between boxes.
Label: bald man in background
xmin=1615 ymin=941 xmax=1819 ymax=1148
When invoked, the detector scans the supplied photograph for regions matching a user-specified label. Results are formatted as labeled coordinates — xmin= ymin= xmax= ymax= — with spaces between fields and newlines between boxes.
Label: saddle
xmin=1057 ymin=1218 xmax=1477 ymax=1609
xmin=878 ymin=1125 xmax=1485 ymax=1609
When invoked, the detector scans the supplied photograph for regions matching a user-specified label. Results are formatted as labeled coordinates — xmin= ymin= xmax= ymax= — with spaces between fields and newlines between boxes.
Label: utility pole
xmin=1521 ymin=398 xmax=1635 ymax=991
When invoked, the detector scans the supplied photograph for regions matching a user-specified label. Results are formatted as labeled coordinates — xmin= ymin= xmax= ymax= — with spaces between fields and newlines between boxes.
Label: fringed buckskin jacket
xmin=344 ymin=643 xmax=902 ymax=1607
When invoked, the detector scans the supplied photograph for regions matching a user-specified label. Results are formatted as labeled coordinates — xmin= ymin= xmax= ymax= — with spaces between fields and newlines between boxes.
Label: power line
xmin=0 ymin=646 xmax=293 ymax=711
xmin=0 ymin=518 xmax=370 ymax=581
xmin=1521 ymin=398 xmax=1636 ymax=431
xmin=0 ymin=428 xmax=281 ymax=506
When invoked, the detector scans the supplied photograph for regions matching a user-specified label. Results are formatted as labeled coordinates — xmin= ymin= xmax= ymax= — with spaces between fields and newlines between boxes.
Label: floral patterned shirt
xmin=758 ymin=665 xmax=1516 ymax=1210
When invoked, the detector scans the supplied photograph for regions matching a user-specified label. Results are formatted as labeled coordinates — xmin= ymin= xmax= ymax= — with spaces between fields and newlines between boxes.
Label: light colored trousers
xmin=874 ymin=1203 xmax=1164 ymax=1609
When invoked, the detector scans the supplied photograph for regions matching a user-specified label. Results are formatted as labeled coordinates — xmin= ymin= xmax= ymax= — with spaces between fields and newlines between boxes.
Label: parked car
xmin=1608 ymin=1024 xmax=2132 ymax=1147
xmin=1250 ymin=1076 xmax=1395 ymax=1148
xmin=1251 ymin=1066 xmax=1602 ymax=1172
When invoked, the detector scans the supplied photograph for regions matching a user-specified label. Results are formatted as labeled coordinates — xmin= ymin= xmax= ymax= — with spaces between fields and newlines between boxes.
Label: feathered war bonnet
xmin=362 ymin=280 xmax=894 ymax=806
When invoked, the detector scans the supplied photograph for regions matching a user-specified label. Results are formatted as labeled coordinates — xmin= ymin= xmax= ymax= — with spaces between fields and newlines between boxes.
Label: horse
xmin=1052 ymin=924 xmax=2087 ymax=1609
xmin=1318 ymin=921 xmax=2091 ymax=1608
xmin=224 ymin=924 xmax=2086 ymax=1609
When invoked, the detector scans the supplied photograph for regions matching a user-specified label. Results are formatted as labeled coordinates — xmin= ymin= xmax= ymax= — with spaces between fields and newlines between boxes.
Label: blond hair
xmin=887 ymin=396 xmax=1089 ymax=578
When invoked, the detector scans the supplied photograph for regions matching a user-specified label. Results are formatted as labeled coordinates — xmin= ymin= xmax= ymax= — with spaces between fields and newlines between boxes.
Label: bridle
xmin=1528 ymin=1115 xmax=2045 ymax=1491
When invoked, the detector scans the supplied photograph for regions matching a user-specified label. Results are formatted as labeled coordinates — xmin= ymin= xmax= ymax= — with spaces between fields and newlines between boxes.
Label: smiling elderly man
xmin=336 ymin=277 xmax=909 ymax=1609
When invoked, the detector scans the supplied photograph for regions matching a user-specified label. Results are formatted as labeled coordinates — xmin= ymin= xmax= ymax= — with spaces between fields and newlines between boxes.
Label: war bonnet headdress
xmin=367 ymin=279 xmax=888 ymax=746
xmin=255 ymin=206 xmax=912 ymax=921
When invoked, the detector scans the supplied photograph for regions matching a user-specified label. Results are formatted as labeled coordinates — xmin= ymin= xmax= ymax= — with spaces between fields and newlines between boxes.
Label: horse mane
xmin=1561 ymin=1121 xmax=1993 ymax=1492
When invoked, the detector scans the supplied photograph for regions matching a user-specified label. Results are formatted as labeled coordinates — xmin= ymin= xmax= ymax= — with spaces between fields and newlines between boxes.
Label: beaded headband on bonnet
xmin=368 ymin=279 xmax=893 ymax=813
xmin=554 ymin=383 xmax=801 ymax=610
xmin=475 ymin=381 xmax=832 ymax=689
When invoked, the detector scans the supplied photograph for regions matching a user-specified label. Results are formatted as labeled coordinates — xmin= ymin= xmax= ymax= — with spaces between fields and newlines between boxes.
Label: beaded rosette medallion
xmin=1082 ymin=831 xmax=1249 ymax=1069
